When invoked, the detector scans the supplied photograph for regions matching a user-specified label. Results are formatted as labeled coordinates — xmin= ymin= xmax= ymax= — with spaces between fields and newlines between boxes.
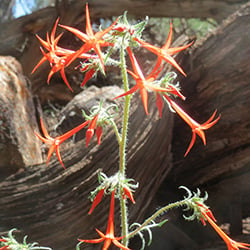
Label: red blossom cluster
xmin=34 ymin=4 xmax=220 ymax=168
xmin=30 ymin=3 xmax=238 ymax=250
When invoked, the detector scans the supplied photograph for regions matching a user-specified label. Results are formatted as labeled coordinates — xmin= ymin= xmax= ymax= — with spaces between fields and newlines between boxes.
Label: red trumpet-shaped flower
xmin=165 ymin=96 xmax=220 ymax=156
xmin=32 ymin=18 xmax=75 ymax=90
xmin=88 ymin=186 xmax=135 ymax=215
xmin=79 ymin=62 xmax=99 ymax=87
xmin=81 ymin=67 xmax=96 ymax=87
xmin=88 ymin=188 xmax=106 ymax=215
xmin=35 ymin=118 xmax=90 ymax=168
xmin=122 ymin=186 xmax=136 ymax=204
xmin=80 ymin=190 xmax=130 ymax=250
xmin=85 ymin=114 xmax=103 ymax=147
xmin=115 ymin=47 xmax=176 ymax=115
xmin=135 ymin=23 xmax=193 ymax=76
xmin=59 ymin=3 xmax=118 ymax=72
xmin=40 ymin=49 xmax=80 ymax=91
xmin=156 ymin=86 xmax=186 ymax=118
xmin=200 ymin=207 xmax=250 ymax=250
xmin=95 ymin=125 xmax=103 ymax=145
xmin=33 ymin=18 xmax=75 ymax=58
xmin=32 ymin=18 xmax=95 ymax=91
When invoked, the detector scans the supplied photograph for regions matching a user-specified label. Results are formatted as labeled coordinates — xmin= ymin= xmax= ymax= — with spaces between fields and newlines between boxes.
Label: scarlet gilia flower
xmin=40 ymin=48 xmax=80 ymax=91
xmin=0 ymin=239 xmax=9 ymax=250
xmin=59 ymin=3 xmax=118 ymax=72
xmin=32 ymin=18 xmax=70 ymax=71
xmin=201 ymin=209 xmax=250 ymax=250
xmin=32 ymin=18 xmax=75 ymax=91
xmin=122 ymin=186 xmax=136 ymax=204
xmin=165 ymin=96 xmax=220 ymax=156
xmin=35 ymin=118 xmax=90 ymax=168
xmin=88 ymin=188 xmax=106 ymax=215
xmin=32 ymin=18 xmax=95 ymax=91
xmin=135 ymin=23 xmax=193 ymax=76
xmin=88 ymin=186 xmax=135 ymax=215
xmin=79 ymin=63 xmax=98 ymax=87
xmin=80 ymin=190 xmax=130 ymax=250
xmin=156 ymin=85 xmax=186 ymax=118
xmin=33 ymin=18 xmax=76 ymax=57
xmin=85 ymin=114 xmax=103 ymax=147
xmin=96 ymin=125 xmax=103 ymax=145
xmin=115 ymin=47 xmax=175 ymax=115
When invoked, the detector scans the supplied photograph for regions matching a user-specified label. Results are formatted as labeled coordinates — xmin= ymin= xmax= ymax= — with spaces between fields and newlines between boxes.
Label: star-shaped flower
xmin=79 ymin=190 xmax=130 ymax=250
xmin=59 ymin=3 xmax=118 ymax=72
xmin=35 ymin=118 xmax=90 ymax=168
xmin=32 ymin=18 xmax=95 ymax=91
xmin=165 ymin=96 xmax=220 ymax=156
xmin=115 ymin=47 xmax=174 ymax=115
xmin=200 ymin=207 xmax=250 ymax=250
xmin=40 ymin=49 xmax=80 ymax=91
xmin=135 ymin=23 xmax=193 ymax=76
xmin=34 ymin=18 xmax=75 ymax=56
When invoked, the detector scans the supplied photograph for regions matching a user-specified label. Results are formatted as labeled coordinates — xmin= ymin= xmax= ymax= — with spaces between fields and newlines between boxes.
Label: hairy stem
xmin=127 ymin=199 xmax=187 ymax=239
xmin=119 ymin=39 xmax=131 ymax=247
xmin=110 ymin=119 xmax=122 ymax=144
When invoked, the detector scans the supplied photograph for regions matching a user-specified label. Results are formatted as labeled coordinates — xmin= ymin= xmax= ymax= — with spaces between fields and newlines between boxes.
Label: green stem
xmin=110 ymin=120 xmax=122 ymax=144
xmin=127 ymin=199 xmax=187 ymax=239
xmin=119 ymin=39 xmax=131 ymax=247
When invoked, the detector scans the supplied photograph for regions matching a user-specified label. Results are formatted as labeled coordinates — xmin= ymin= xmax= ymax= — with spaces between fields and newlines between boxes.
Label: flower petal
xmin=112 ymin=239 xmax=131 ymax=250
xmin=184 ymin=132 xmax=196 ymax=157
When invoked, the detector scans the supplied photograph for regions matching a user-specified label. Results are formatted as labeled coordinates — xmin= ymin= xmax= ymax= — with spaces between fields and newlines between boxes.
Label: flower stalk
xmin=119 ymin=37 xmax=132 ymax=247
xmin=28 ymin=5 xmax=246 ymax=250
xmin=127 ymin=199 xmax=187 ymax=239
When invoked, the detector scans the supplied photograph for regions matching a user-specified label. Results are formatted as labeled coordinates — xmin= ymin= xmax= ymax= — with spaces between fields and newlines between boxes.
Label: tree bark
xmin=0 ymin=56 xmax=43 ymax=178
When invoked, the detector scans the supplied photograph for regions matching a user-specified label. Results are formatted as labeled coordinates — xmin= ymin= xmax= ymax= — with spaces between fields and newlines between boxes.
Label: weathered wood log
xmin=159 ymin=1 xmax=250 ymax=242
xmin=0 ymin=82 xmax=173 ymax=249
xmin=0 ymin=56 xmax=43 ymax=178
